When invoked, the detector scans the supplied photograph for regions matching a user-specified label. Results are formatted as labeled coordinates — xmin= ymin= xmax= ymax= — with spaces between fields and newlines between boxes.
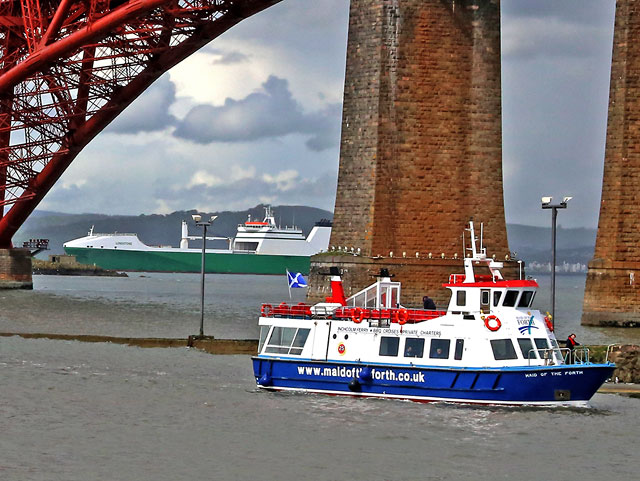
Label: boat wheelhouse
xmin=252 ymin=221 xmax=615 ymax=406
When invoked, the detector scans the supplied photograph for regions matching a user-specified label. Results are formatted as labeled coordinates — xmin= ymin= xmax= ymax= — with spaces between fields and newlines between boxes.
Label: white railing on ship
xmin=528 ymin=347 xmax=590 ymax=366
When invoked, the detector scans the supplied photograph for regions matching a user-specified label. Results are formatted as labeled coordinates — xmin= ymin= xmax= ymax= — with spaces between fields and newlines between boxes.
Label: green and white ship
xmin=63 ymin=206 xmax=332 ymax=275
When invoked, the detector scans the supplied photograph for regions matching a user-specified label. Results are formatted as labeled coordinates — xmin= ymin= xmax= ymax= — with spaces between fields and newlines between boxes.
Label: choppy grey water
xmin=1 ymin=273 xmax=639 ymax=480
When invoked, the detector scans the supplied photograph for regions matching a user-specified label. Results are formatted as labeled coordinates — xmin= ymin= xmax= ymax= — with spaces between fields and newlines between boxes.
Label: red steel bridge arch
xmin=0 ymin=0 xmax=281 ymax=248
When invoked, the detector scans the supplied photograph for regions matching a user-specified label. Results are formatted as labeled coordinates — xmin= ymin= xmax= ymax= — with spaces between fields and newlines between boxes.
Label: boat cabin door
xmin=480 ymin=289 xmax=490 ymax=314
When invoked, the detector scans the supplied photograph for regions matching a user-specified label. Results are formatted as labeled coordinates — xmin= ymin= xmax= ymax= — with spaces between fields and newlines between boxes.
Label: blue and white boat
xmin=252 ymin=221 xmax=615 ymax=406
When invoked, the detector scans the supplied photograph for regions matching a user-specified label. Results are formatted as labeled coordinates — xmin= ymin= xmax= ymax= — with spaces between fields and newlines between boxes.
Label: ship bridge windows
xmin=493 ymin=291 xmax=502 ymax=307
xmin=234 ymin=241 xmax=259 ymax=252
xmin=517 ymin=338 xmax=537 ymax=359
xmin=430 ymin=339 xmax=450 ymax=359
xmin=264 ymin=326 xmax=310 ymax=355
xmin=534 ymin=338 xmax=549 ymax=357
xmin=379 ymin=337 xmax=400 ymax=357
xmin=490 ymin=339 xmax=518 ymax=360
xmin=502 ymin=290 xmax=519 ymax=307
xmin=456 ymin=291 xmax=466 ymax=307
xmin=404 ymin=338 xmax=425 ymax=358
xmin=518 ymin=291 xmax=535 ymax=308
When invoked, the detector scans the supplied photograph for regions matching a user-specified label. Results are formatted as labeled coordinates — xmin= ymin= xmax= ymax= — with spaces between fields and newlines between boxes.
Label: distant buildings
xmin=526 ymin=261 xmax=588 ymax=274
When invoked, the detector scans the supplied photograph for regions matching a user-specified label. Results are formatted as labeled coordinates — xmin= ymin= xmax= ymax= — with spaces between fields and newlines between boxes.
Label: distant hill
xmin=15 ymin=205 xmax=333 ymax=257
xmin=15 ymin=211 xmax=596 ymax=270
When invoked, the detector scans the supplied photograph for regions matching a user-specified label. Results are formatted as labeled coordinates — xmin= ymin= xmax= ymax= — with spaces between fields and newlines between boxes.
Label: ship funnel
xmin=180 ymin=221 xmax=189 ymax=249
xmin=324 ymin=266 xmax=346 ymax=305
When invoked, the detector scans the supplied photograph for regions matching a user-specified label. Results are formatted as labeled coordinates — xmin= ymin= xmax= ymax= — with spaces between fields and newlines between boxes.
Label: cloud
xmin=208 ymin=49 xmax=250 ymax=65
xmin=162 ymin=169 xmax=337 ymax=212
xmin=172 ymin=75 xmax=341 ymax=151
xmin=501 ymin=0 xmax=615 ymax=62
xmin=106 ymin=75 xmax=177 ymax=134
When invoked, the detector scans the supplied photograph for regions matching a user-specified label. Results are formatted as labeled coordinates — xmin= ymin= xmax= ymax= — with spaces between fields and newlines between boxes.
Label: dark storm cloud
xmin=502 ymin=0 xmax=616 ymax=61
xmin=172 ymin=75 xmax=341 ymax=151
xmin=106 ymin=75 xmax=177 ymax=134
xmin=502 ymin=0 xmax=613 ymax=26
xmin=501 ymin=0 xmax=616 ymax=228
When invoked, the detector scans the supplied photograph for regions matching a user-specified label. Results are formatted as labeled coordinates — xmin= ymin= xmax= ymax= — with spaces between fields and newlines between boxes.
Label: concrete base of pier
xmin=582 ymin=259 xmax=640 ymax=327
xmin=0 ymin=248 xmax=33 ymax=289
xmin=0 ymin=332 xmax=258 ymax=355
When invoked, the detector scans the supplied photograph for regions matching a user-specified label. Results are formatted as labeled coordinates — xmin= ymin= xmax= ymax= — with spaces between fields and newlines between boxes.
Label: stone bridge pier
xmin=583 ymin=0 xmax=640 ymax=327
xmin=308 ymin=0 xmax=519 ymax=306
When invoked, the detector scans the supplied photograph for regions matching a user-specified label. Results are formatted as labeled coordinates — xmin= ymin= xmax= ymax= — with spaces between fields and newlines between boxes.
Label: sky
xmin=40 ymin=0 xmax=617 ymax=228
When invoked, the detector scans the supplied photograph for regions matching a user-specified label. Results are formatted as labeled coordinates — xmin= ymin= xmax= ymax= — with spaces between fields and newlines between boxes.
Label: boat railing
xmin=605 ymin=343 xmax=624 ymax=363
xmin=529 ymin=347 xmax=590 ymax=366
xmin=258 ymin=303 xmax=447 ymax=323
xmin=260 ymin=302 xmax=313 ymax=319
xmin=333 ymin=307 xmax=446 ymax=324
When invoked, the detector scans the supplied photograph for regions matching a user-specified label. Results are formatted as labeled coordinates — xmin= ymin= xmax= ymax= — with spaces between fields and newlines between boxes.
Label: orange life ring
xmin=484 ymin=315 xmax=501 ymax=331
xmin=397 ymin=309 xmax=409 ymax=325
xmin=544 ymin=315 xmax=554 ymax=332
xmin=261 ymin=304 xmax=273 ymax=317
xmin=352 ymin=307 xmax=365 ymax=324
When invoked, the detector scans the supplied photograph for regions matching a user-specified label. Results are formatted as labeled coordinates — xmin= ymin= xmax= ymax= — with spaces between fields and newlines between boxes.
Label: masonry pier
xmin=0 ymin=248 xmax=32 ymax=289
xmin=315 ymin=0 xmax=513 ymax=299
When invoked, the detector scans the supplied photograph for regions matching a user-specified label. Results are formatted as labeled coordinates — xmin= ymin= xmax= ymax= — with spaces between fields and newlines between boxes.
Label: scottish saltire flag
xmin=287 ymin=270 xmax=308 ymax=288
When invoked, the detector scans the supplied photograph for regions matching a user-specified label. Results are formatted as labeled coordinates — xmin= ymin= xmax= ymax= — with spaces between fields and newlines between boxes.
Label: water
xmin=1 ymin=273 xmax=639 ymax=480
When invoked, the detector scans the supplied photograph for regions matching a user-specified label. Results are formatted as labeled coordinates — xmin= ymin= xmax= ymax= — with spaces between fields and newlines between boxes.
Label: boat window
xmin=290 ymin=329 xmax=311 ymax=355
xmin=493 ymin=291 xmax=502 ymax=307
xmin=534 ymin=338 xmax=549 ymax=356
xmin=430 ymin=339 xmax=450 ymax=359
xmin=502 ymin=290 xmax=519 ymax=307
xmin=490 ymin=339 xmax=518 ymax=360
xmin=481 ymin=290 xmax=490 ymax=306
xmin=264 ymin=327 xmax=310 ymax=355
xmin=379 ymin=337 xmax=400 ymax=357
xmin=454 ymin=339 xmax=464 ymax=360
xmin=258 ymin=326 xmax=270 ymax=353
xmin=518 ymin=291 xmax=534 ymax=308
xmin=234 ymin=241 xmax=259 ymax=252
xmin=404 ymin=338 xmax=425 ymax=358
xmin=517 ymin=338 xmax=537 ymax=359
xmin=456 ymin=291 xmax=466 ymax=307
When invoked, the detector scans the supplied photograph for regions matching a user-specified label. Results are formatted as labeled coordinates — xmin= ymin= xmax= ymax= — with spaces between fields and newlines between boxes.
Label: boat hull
xmin=252 ymin=357 xmax=615 ymax=406
xmin=64 ymin=247 xmax=311 ymax=275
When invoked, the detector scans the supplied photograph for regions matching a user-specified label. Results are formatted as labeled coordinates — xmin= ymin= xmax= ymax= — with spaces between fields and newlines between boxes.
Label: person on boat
xmin=566 ymin=333 xmax=581 ymax=363
xmin=422 ymin=295 xmax=436 ymax=310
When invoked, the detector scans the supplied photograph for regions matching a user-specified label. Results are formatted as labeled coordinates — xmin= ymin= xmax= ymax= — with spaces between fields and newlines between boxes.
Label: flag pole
xmin=286 ymin=269 xmax=292 ymax=300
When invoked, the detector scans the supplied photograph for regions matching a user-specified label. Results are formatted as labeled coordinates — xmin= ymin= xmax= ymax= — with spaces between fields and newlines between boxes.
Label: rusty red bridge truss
xmin=0 ymin=0 xmax=279 ymax=247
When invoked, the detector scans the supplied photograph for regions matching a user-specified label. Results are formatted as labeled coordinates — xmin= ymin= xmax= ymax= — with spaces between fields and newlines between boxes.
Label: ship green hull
xmin=63 ymin=247 xmax=311 ymax=275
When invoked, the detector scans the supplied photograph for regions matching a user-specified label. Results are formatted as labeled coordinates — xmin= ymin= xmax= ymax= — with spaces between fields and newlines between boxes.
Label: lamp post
xmin=541 ymin=196 xmax=572 ymax=330
xmin=192 ymin=213 xmax=217 ymax=338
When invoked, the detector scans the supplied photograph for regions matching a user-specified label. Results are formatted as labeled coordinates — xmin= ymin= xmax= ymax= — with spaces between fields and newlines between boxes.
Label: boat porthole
xmin=344 ymin=334 xmax=349 ymax=340
xmin=332 ymin=334 xmax=337 ymax=339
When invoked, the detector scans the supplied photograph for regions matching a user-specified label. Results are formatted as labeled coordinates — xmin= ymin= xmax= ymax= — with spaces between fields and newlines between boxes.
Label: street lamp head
xmin=541 ymin=196 xmax=552 ymax=206
xmin=210 ymin=215 xmax=218 ymax=223
xmin=562 ymin=196 xmax=573 ymax=204
xmin=192 ymin=214 xmax=201 ymax=222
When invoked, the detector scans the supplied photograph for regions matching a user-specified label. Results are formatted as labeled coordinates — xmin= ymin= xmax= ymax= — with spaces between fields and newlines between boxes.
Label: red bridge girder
xmin=0 ymin=0 xmax=281 ymax=247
